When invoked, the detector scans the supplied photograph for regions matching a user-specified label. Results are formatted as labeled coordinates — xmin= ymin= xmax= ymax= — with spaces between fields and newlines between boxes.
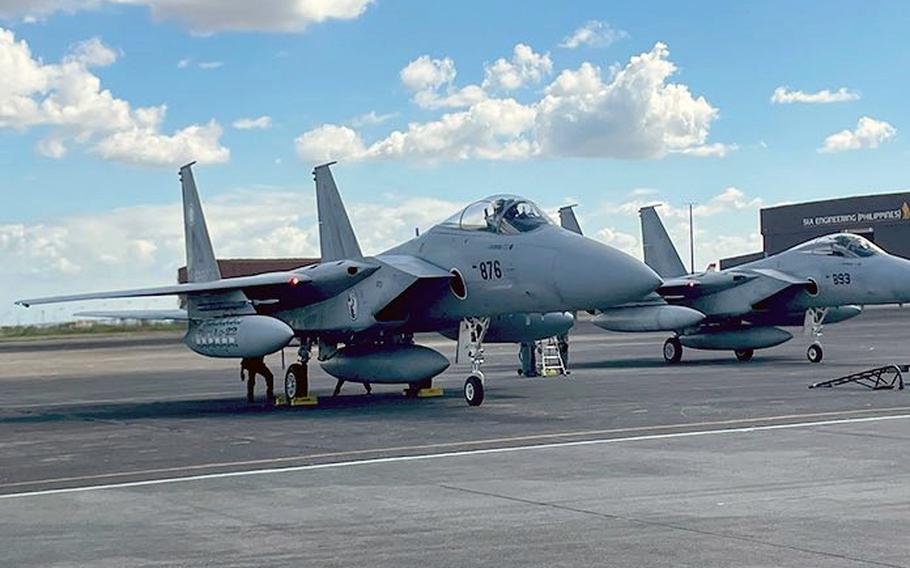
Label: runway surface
xmin=1 ymin=307 xmax=909 ymax=567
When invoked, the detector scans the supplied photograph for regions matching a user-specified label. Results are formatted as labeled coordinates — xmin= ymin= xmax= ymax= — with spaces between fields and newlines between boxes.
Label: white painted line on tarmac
xmin=2 ymin=412 xmax=909 ymax=501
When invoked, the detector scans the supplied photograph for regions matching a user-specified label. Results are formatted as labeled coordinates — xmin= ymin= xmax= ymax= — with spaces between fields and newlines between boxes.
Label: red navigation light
xmin=289 ymin=277 xmax=300 ymax=286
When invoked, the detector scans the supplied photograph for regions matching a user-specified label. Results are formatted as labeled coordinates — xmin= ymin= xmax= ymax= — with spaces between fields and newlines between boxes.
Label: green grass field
xmin=0 ymin=321 xmax=186 ymax=340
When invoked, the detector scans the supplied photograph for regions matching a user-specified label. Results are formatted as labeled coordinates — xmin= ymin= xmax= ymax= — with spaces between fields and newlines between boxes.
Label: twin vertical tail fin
xmin=314 ymin=162 xmax=363 ymax=262
xmin=180 ymin=162 xmax=221 ymax=284
xmin=639 ymin=205 xmax=688 ymax=278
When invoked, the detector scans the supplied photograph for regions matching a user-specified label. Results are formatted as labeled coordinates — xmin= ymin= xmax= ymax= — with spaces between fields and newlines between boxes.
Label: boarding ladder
xmin=809 ymin=364 xmax=908 ymax=390
xmin=539 ymin=337 xmax=567 ymax=377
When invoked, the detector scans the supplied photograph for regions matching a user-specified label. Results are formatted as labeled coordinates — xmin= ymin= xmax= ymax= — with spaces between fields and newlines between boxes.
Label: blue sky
xmin=1 ymin=1 xmax=908 ymax=323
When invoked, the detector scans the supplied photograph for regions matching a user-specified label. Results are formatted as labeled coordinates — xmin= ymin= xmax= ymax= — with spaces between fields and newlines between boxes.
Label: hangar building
xmin=721 ymin=191 xmax=910 ymax=268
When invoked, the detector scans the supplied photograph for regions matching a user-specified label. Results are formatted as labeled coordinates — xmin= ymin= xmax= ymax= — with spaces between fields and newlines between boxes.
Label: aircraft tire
xmin=285 ymin=364 xmax=307 ymax=400
xmin=807 ymin=343 xmax=823 ymax=364
xmin=734 ymin=349 xmax=754 ymax=362
xmin=663 ymin=337 xmax=683 ymax=364
xmin=464 ymin=374 xmax=485 ymax=406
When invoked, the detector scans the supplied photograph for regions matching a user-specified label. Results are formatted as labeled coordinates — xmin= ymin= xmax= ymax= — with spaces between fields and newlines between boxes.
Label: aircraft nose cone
xmin=554 ymin=237 xmax=661 ymax=309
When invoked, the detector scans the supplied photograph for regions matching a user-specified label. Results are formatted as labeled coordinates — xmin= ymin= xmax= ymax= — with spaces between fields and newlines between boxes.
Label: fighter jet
xmin=560 ymin=204 xmax=910 ymax=364
xmin=16 ymin=163 xmax=660 ymax=405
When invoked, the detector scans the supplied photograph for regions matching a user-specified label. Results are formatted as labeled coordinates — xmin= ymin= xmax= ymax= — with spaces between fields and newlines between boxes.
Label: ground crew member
xmin=518 ymin=341 xmax=538 ymax=377
xmin=241 ymin=357 xmax=274 ymax=403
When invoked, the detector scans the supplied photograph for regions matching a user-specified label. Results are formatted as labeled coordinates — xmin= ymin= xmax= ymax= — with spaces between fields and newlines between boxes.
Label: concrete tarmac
xmin=1 ymin=307 xmax=909 ymax=567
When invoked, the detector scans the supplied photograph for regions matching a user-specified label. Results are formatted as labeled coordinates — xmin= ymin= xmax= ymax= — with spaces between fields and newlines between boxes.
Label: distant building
xmin=721 ymin=191 xmax=910 ymax=268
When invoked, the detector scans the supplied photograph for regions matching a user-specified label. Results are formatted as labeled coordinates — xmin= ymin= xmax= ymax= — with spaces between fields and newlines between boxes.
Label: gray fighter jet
xmin=560 ymin=204 xmax=910 ymax=364
xmin=16 ymin=163 xmax=659 ymax=405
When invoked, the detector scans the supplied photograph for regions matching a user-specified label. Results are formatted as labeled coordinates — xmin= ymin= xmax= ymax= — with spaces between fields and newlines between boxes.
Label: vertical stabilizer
xmin=558 ymin=204 xmax=584 ymax=235
xmin=314 ymin=162 xmax=363 ymax=261
xmin=180 ymin=163 xmax=221 ymax=283
xmin=639 ymin=205 xmax=687 ymax=278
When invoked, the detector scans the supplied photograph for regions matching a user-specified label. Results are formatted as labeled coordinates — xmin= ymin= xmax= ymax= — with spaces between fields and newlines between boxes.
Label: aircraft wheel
xmin=464 ymin=374 xmax=485 ymax=406
xmin=807 ymin=343 xmax=823 ymax=364
xmin=285 ymin=363 xmax=307 ymax=400
xmin=663 ymin=337 xmax=683 ymax=364
xmin=734 ymin=349 xmax=754 ymax=362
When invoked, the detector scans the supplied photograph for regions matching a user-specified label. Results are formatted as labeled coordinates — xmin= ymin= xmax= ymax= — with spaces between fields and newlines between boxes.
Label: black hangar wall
xmin=761 ymin=192 xmax=910 ymax=258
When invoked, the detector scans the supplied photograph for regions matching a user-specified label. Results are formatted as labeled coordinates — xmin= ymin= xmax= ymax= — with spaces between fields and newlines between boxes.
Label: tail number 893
xmin=831 ymin=272 xmax=852 ymax=285
xmin=477 ymin=260 xmax=502 ymax=280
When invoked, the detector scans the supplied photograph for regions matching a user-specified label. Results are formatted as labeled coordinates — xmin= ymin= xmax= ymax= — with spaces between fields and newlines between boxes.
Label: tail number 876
xmin=478 ymin=260 xmax=502 ymax=280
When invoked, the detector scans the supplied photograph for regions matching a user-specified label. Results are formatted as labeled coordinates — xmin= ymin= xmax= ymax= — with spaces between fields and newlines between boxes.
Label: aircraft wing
xmin=75 ymin=309 xmax=189 ymax=321
xmin=379 ymin=254 xmax=453 ymax=279
xmin=373 ymin=255 xmax=453 ymax=322
xmin=657 ymin=271 xmax=756 ymax=299
xmin=15 ymin=271 xmax=311 ymax=307
xmin=748 ymin=269 xmax=814 ymax=310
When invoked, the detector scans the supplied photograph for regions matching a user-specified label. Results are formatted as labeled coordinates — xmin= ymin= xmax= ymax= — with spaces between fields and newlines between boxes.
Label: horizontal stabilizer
xmin=640 ymin=205 xmax=687 ymax=278
xmin=16 ymin=271 xmax=311 ymax=307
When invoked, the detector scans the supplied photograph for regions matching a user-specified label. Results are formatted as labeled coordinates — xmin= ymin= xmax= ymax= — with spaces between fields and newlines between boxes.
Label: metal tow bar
xmin=809 ymin=364 xmax=908 ymax=390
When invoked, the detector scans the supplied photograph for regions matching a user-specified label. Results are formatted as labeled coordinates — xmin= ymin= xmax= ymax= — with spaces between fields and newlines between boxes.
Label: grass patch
xmin=0 ymin=321 xmax=186 ymax=339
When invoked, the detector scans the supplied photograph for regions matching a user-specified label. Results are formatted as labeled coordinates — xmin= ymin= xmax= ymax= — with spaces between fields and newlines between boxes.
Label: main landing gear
xmin=284 ymin=343 xmax=312 ymax=400
xmin=662 ymin=336 xmax=757 ymax=363
xmin=804 ymin=307 xmax=828 ymax=364
xmin=663 ymin=336 xmax=683 ymax=364
xmin=460 ymin=317 xmax=490 ymax=406
xmin=734 ymin=349 xmax=754 ymax=362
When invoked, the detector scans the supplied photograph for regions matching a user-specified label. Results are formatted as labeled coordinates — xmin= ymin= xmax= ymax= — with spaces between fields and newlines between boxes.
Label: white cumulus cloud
xmin=349 ymin=110 xmax=397 ymax=127
xmin=559 ymin=20 xmax=629 ymax=49
xmin=535 ymin=43 xmax=719 ymax=159
xmin=0 ymin=27 xmax=229 ymax=167
xmin=672 ymin=143 xmax=738 ymax=157
xmin=399 ymin=54 xmax=486 ymax=110
xmin=482 ymin=43 xmax=552 ymax=91
xmin=770 ymin=86 xmax=860 ymax=104
xmin=295 ymin=42 xmax=726 ymax=163
xmin=818 ymin=116 xmax=896 ymax=153
xmin=232 ymin=116 xmax=272 ymax=130
xmin=0 ymin=0 xmax=373 ymax=33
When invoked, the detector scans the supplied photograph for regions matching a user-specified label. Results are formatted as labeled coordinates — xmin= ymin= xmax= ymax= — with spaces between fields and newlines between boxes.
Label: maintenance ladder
xmin=539 ymin=337 xmax=567 ymax=377
xmin=809 ymin=364 xmax=908 ymax=390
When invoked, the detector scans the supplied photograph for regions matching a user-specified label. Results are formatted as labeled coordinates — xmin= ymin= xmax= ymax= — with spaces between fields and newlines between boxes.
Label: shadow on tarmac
xmin=0 ymin=388 xmax=529 ymax=424
xmin=568 ymin=355 xmax=794 ymax=370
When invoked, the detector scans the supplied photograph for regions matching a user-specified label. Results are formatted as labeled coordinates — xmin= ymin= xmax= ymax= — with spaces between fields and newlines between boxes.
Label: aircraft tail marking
xmin=180 ymin=162 xmax=222 ymax=283
xmin=314 ymin=162 xmax=363 ymax=261
xmin=639 ymin=205 xmax=688 ymax=278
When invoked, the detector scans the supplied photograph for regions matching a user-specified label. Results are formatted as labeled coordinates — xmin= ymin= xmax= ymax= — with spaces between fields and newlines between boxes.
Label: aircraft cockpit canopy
xmin=793 ymin=233 xmax=885 ymax=258
xmin=441 ymin=195 xmax=554 ymax=234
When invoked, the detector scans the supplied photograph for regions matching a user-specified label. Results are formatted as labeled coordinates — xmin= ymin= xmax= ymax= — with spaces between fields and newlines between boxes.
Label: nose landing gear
xmin=807 ymin=342 xmax=824 ymax=363
xmin=458 ymin=317 xmax=490 ymax=406
xmin=804 ymin=308 xmax=829 ymax=364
